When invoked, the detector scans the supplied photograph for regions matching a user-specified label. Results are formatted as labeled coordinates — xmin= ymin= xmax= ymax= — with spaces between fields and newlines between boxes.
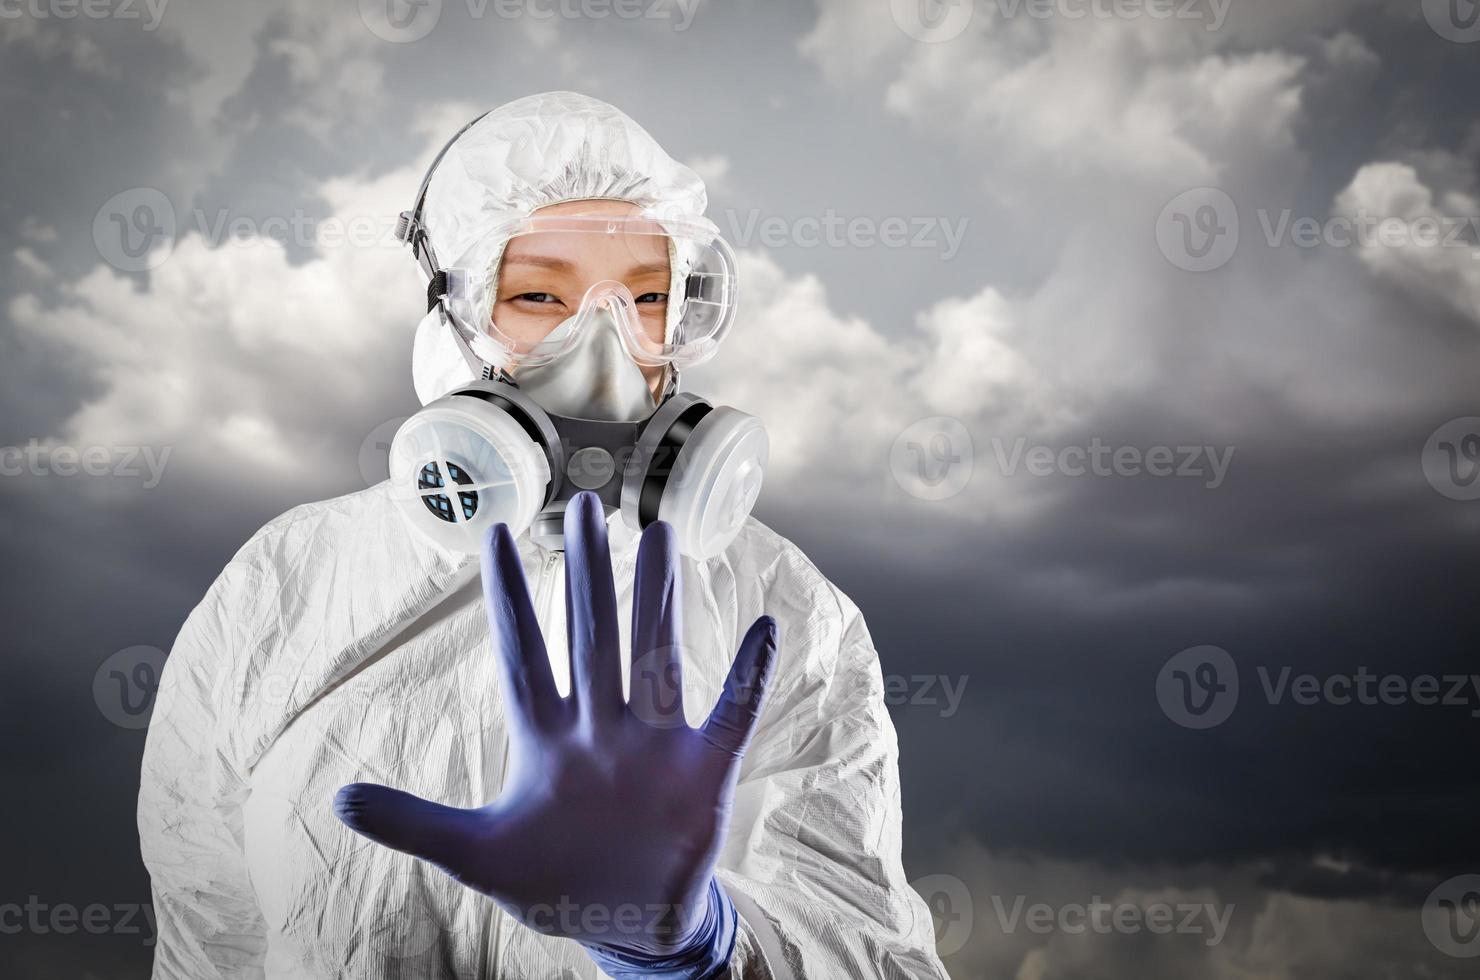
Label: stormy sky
xmin=2 ymin=1 xmax=1479 ymax=977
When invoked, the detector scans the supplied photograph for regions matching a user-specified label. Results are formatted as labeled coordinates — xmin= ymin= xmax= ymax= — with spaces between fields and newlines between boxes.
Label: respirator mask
xmin=386 ymin=115 xmax=767 ymax=559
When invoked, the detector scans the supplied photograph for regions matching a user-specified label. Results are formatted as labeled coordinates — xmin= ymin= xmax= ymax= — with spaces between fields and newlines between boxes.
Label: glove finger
xmin=701 ymin=615 xmax=778 ymax=758
xmin=564 ymin=492 xmax=623 ymax=726
xmin=628 ymin=520 xmax=685 ymax=728
xmin=481 ymin=522 xmax=560 ymax=730
xmin=333 ymin=783 xmax=475 ymax=871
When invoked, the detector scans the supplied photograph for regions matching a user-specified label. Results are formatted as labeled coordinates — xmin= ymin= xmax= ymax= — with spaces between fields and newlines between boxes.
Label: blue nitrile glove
xmin=334 ymin=491 xmax=779 ymax=979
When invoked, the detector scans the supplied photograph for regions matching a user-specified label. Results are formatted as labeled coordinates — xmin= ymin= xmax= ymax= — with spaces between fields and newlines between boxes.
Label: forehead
xmin=533 ymin=199 xmax=643 ymax=219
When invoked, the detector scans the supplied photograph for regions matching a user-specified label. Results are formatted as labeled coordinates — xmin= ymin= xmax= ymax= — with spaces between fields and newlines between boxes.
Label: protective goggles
xmin=438 ymin=213 xmax=738 ymax=370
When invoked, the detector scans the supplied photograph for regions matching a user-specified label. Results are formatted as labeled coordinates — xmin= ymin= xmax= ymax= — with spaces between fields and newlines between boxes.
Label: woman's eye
xmin=514 ymin=292 xmax=560 ymax=304
xmin=634 ymin=292 xmax=667 ymax=304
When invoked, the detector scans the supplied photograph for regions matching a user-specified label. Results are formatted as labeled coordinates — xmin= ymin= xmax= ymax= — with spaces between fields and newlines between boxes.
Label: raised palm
xmin=334 ymin=492 xmax=778 ymax=961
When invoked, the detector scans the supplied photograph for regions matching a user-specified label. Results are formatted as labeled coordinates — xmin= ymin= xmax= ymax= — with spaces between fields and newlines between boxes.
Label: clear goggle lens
xmin=441 ymin=213 xmax=737 ymax=369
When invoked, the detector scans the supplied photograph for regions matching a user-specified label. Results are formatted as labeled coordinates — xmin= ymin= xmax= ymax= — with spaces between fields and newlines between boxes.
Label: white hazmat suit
xmin=138 ymin=92 xmax=950 ymax=980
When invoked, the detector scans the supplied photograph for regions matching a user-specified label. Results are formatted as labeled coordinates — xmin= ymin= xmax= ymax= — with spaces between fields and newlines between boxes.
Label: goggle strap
xmin=426 ymin=270 xmax=448 ymax=313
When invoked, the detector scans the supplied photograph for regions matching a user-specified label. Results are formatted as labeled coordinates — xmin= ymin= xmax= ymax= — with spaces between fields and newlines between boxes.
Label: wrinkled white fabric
xmin=416 ymin=91 xmax=707 ymax=400
xmin=412 ymin=306 xmax=479 ymax=406
xmin=138 ymin=491 xmax=949 ymax=979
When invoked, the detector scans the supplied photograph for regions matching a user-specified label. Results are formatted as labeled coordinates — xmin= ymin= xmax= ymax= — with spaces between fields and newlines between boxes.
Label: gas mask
xmin=386 ymin=125 xmax=767 ymax=558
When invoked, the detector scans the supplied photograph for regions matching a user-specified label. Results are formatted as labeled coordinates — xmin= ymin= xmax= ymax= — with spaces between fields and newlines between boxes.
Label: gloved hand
xmin=334 ymin=491 xmax=779 ymax=979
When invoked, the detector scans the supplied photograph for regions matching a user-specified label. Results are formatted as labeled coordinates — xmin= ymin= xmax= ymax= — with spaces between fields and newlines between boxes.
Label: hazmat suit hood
xmin=411 ymin=91 xmax=709 ymax=405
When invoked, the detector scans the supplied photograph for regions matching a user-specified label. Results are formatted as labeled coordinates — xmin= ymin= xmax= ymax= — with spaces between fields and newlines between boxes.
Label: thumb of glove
xmin=334 ymin=783 xmax=476 ymax=870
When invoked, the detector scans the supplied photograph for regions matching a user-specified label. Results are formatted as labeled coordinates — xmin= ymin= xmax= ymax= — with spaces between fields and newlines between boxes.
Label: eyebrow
xmin=500 ymin=254 xmax=573 ymax=270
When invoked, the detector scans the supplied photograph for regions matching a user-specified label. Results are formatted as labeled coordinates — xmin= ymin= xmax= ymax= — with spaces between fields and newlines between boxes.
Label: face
xmin=492 ymin=199 xmax=670 ymax=392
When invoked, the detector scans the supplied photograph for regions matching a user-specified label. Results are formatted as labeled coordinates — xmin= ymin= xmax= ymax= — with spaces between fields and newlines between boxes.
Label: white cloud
xmin=1319 ymin=30 xmax=1380 ymax=73
xmin=158 ymin=1 xmax=388 ymax=130
xmin=1333 ymin=162 xmax=1480 ymax=326
xmin=13 ymin=247 xmax=51 ymax=279
xmin=8 ymin=161 xmax=425 ymax=496
xmin=879 ymin=20 xmax=1305 ymax=187
xmin=689 ymin=250 xmax=1080 ymax=524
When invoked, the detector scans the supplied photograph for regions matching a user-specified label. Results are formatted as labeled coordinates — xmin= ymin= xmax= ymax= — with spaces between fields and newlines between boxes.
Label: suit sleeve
xmin=138 ymin=555 xmax=272 ymax=979
xmin=714 ymin=592 xmax=950 ymax=980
